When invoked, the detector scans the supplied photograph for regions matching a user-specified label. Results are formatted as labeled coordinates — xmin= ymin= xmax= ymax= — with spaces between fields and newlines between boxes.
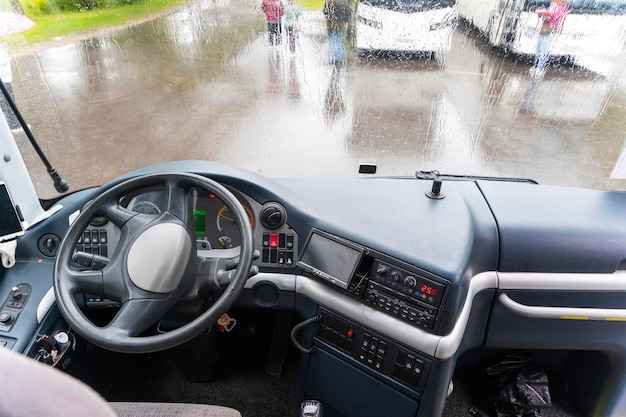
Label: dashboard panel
xmin=4 ymin=161 xmax=626 ymax=417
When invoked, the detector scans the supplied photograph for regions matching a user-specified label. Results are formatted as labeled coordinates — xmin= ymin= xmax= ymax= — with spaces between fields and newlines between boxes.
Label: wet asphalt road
xmin=7 ymin=0 xmax=626 ymax=198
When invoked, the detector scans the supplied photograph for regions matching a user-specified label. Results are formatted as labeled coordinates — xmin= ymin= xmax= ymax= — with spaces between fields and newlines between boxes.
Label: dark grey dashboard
xmin=2 ymin=160 xmax=626 ymax=417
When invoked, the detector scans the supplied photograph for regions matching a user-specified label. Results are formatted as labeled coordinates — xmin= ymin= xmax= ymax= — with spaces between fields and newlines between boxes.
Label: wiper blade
xmin=415 ymin=170 xmax=538 ymax=184
xmin=0 ymin=79 xmax=68 ymax=193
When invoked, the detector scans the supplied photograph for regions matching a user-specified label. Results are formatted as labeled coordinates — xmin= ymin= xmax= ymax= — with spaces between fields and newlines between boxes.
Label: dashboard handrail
xmin=498 ymin=271 xmax=626 ymax=291
xmin=434 ymin=271 xmax=498 ymax=358
xmin=498 ymin=293 xmax=626 ymax=321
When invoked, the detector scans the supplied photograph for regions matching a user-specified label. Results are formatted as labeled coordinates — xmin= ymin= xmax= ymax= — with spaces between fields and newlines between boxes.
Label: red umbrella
xmin=0 ymin=11 xmax=35 ymax=36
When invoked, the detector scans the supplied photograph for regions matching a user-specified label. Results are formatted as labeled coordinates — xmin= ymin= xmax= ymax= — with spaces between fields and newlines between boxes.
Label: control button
xmin=376 ymin=264 xmax=388 ymax=276
xmin=91 ymin=230 xmax=99 ymax=245
xmin=278 ymin=233 xmax=286 ymax=248
xmin=405 ymin=276 xmax=417 ymax=288
xmin=99 ymin=230 xmax=108 ymax=244
xmin=0 ymin=312 xmax=13 ymax=324
xmin=393 ymin=364 xmax=404 ymax=379
xmin=83 ymin=231 xmax=91 ymax=244
xmin=269 ymin=233 xmax=279 ymax=248
xmin=286 ymin=234 xmax=294 ymax=249
xmin=262 ymin=233 xmax=270 ymax=247
xmin=338 ymin=334 xmax=353 ymax=352
xmin=346 ymin=330 xmax=354 ymax=338
xmin=391 ymin=271 xmax=402 ymax=282
xmin=362 ymin=333 xmax=371 ymax=348
xmin=410 ymin=371 xmax=422 ymax=388
xmin=369 ymin=337 xmax=379 ymax=352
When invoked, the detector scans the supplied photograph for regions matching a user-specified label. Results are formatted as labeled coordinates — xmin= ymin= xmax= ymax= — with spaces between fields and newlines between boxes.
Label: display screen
xmin=193 ymin=208 xmax=207 ymax=236
xmin=0 ymin=182 xmax=24 ymax=241
xmin=298 ymin=232 xmax=362 ymax=289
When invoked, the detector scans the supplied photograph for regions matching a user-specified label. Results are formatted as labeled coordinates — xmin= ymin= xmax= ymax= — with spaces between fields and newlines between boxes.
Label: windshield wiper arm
xmin=0 ymin=79 xmax=68 ymax=193
xmin=415 ymin=170 xmax=538 ymax=184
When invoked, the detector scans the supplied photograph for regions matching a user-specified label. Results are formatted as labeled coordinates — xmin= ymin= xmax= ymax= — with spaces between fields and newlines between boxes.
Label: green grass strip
xmin=3 ymin=0 xmax=325 ymax=51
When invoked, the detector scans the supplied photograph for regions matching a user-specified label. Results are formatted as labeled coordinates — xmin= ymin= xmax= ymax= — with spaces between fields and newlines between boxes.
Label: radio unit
xmin=363 ymin=260 xmax=447 ymax=332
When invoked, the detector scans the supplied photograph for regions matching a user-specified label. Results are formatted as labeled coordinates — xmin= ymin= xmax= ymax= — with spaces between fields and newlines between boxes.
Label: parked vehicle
xmin=457 ymin=0 xmax=626 ymax=64
xmin=356 ymin=0 xmax=458 ymax=54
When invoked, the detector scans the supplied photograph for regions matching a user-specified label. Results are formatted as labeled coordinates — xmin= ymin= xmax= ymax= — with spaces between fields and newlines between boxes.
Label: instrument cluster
xmin=125 ymin=187 xmax=255 ymax=249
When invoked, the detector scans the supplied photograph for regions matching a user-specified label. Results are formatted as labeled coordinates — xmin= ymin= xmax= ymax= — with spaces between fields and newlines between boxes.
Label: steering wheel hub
xmin=127 ymin=222 xmax=192 ymax=293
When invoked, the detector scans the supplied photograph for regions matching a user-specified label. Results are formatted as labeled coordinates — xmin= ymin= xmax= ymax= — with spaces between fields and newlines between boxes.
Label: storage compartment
xmin=304 ymin=348 xmax=419 ymax=417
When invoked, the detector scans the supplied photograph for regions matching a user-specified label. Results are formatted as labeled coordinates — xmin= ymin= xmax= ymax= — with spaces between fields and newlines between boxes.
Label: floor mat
xmin=65 ymin=313 xmax=297 ymax=417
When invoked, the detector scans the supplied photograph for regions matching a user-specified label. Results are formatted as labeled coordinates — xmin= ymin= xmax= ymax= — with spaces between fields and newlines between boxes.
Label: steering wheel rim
xmin=53 ymin=172 xmax=254 ymax=353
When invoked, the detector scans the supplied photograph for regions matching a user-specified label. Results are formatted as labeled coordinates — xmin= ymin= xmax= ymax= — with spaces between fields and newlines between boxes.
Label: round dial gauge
xmin=216 ymin=204 xmax=255 ymax=231
xmin=131 ymin=200 xmax=162 ymax=215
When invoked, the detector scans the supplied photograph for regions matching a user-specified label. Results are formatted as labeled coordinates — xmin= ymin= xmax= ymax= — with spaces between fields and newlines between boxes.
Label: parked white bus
xmin=355 ymin=0 xmax=458 ymax=54
xmin=457 ymin=0 xmax=626 ymax=62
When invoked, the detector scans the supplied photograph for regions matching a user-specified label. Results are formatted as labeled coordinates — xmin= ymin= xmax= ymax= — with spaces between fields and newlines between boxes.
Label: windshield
xmin=1 ymin=0 xmax=626 ymax=199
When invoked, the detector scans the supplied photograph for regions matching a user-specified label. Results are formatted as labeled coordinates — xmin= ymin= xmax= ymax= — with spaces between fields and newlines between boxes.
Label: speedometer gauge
xmin=216 ymin=205 xmax=255 ymax=231
xmin=131 ymin=200 xmax=162 ymax=215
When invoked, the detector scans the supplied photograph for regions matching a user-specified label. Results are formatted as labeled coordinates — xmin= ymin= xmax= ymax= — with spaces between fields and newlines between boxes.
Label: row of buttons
xmin=393 ymin=350 xmax=425 ymax=389
xmin=365 ymin=287 xmax=435 ymax=330
xmin=357 ymin=333 xmax=389 ymax=371
xmin=317 ymin=312 xmax=356 ymax=354
xmin=262 ymin=233 xmax=294 ymax=249
xmin=79 ymin=229 xmax=108 ymax=246
xmin=77 ymin=228 xmax=109 ymax=256
xmin=261 ymin=249 xmax=294 ymax=265
xmin=317 ymin=325 xmax=354 ymax=353
xmin=371 ymin=261 xmax=445 ymax=308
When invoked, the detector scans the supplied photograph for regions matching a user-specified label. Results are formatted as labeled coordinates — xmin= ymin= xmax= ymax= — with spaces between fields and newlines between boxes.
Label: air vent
xmin=260 ymin=203 xmax=287 ymax=229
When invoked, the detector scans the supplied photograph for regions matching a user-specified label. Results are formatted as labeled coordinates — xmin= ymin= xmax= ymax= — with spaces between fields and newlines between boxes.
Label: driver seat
xmin=0 ymin=347 xmax=242 ymax=417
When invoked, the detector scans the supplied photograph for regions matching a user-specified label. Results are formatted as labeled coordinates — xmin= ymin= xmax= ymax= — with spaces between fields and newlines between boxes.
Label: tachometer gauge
xmin=131 ymin=200 xmax=162 ymax=215
xmin=216 ymin=204 xmax=255 ymax=231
